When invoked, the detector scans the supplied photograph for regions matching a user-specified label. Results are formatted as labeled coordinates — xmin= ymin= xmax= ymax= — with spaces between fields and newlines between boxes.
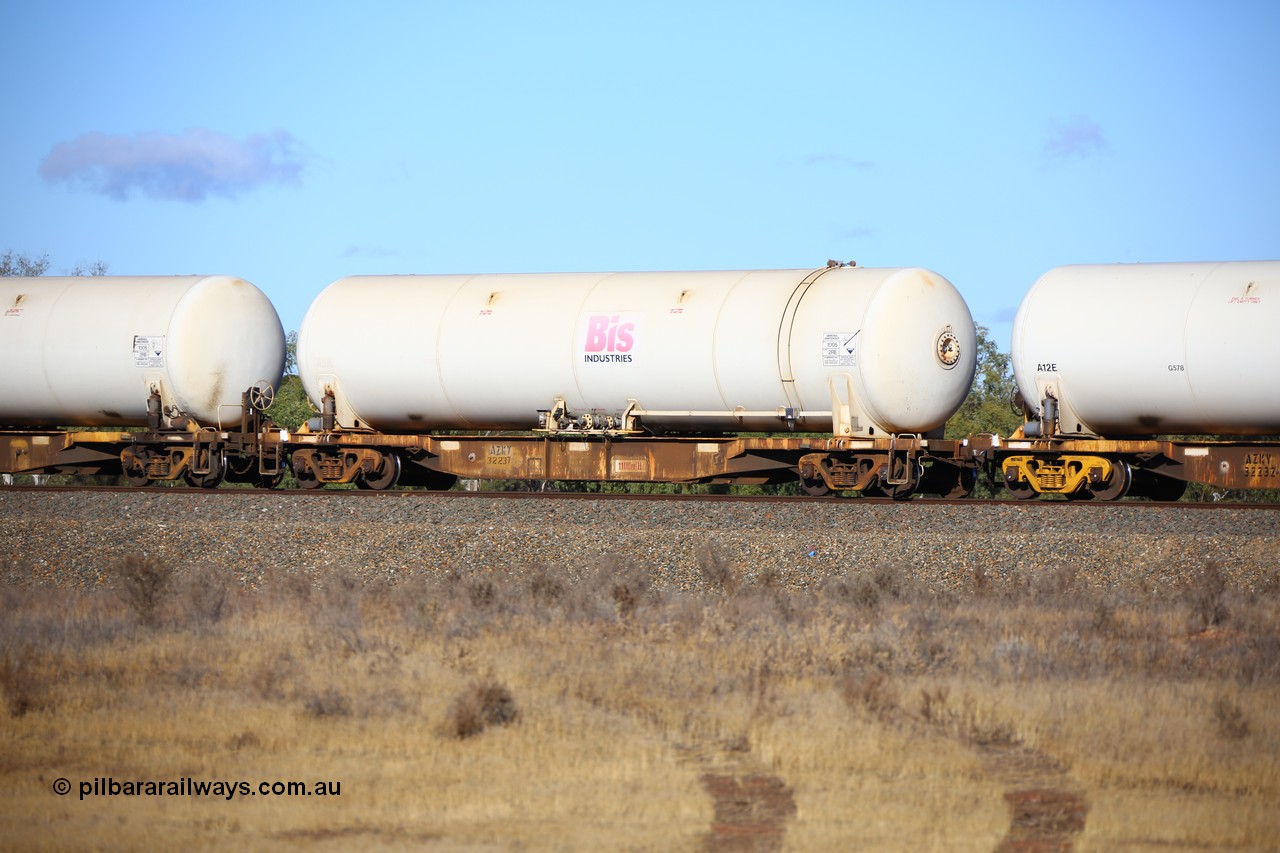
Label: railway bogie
xmin=994 ymin=437 xmax=1276 ymax=500
xmin=290 ymin=446 xmax=398 ymax=490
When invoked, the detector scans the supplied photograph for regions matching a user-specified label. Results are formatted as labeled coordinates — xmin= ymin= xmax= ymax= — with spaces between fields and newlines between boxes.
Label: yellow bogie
xmin=1002 ymin=454 xmax=1117 ymax=497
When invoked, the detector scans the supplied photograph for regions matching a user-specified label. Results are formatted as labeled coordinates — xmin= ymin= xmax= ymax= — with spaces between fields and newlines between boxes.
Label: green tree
xmin=284 ymin=329 xmax=298 ymax=375
xmin=267 ymin=375 xmax=316 ymax=431
xmin=940 ymin=326 xmax=1021 ymax=498
xmin=264 ymin=332 xmax=315 ymax=431
xmin=1 ymin=250 xmax=51 ymax=276
xmin=1 ymin=250 xmax=107 ymax=277
xmin=69 ymin=259 xmax=109 ymax=276
xmin=945 ymin=324 xmax=1022 ymax=440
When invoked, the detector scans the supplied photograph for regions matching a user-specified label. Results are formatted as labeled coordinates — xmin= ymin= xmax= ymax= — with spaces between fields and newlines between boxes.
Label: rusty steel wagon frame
xmin=5 ymin=392 xmax=1278 ymax=500
xmin=284 ymin=427 xmax=984 ymax=498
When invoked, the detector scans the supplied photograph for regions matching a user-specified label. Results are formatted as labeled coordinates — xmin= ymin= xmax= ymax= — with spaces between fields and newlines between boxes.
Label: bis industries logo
xmin=580 ymin=313 xmax=640 ymax=364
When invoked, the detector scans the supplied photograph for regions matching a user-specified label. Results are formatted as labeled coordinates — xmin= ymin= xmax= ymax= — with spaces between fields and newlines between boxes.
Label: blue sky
xmin=3 ymin=1 xmax=1277 ymax=346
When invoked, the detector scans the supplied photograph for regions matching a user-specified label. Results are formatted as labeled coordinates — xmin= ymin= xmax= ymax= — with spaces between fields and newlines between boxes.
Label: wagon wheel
xmin=254 ymin=470 xmax=284 ymax=489
xmin=800 ymin=475 xmax=831 ymax=497
xmin=796 ymin=458 xmax=831 ymax=497
xmin=122 ymin=451 xmax=151 ymax=487
xmin=185 ymin=449 xmax=226 ymax=489
xmin=293 ymin=457 xmax=324 ymax=489
xmin=1089 ymin=459 xmax=1131 ymax=501
xmin=357 ymin=451 xmax=401 ymax=491
xmin=297 ymin=471 xmax=324 ymax=489
xmin=249 ymin=381 xmax=275 ymax=413
xmin=879 ymin=457 xmax=921 ymax=501
xmin=1003 ymin=468 xmax=1038 ymax=500
xmin=944 ymin=466 xmax=978 ymax=499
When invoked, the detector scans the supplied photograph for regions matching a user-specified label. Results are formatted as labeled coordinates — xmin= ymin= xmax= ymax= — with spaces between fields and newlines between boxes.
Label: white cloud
xmin=342 ymin=245 xmax=399 ymax=259
xmin=805 ymin=152 xmax=876 ymax=170
xmin=1045 ymin=115 xmax=1107 ymax=160
xmin=39 ymin=128 xmax=312 ymax=202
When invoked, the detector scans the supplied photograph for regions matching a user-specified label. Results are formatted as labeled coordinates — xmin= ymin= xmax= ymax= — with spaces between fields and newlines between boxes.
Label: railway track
xmin=1 ymin=483 xmax=1277 ymax=511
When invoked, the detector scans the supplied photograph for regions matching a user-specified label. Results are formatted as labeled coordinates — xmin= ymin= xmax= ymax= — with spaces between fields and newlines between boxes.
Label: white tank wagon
xmin=288 ymin=266 xmax=980 ymax=496
xmin=297 ymin=266 xmax=976 ymax=437
xmin=0 ymin=276 xmax=286 ymax=488
xmin=1002 ymin=261 xmax=1280 ymax=499
xmin=0 ymin=275 xmax=285 ymax=428
xmin=1012 ymin=261 xmax=1280 ymax=437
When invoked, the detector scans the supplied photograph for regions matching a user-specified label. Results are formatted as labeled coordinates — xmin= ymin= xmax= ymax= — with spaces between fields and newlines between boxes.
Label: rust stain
xmin=206 ymin=368 xmax=226 ymax=419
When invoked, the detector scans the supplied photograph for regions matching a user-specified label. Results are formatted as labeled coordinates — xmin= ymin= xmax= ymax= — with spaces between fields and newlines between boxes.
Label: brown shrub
xmin=468 ymin=578 xmax=498 ymax=610
xmin=303 ymin=688 xmax=353 ymax=718
xmin=273 ymin=572 xmax=315 ymax=606
xmin=227 ymin=730 xmax=262 ymax=751
xmin=1183 ymin=561 xmax=1230 ymax=630
xmin=918 ymin=685 xmax=951 ymax=726
xmin=696 ymin=544 xmax=740 ymax=595
xmin=247 ymin=653 xmax=295 ymax=701
xmin=613 ymin=561 xmax=653 ymax=615
xmin=1212 ymin=695 xmax=1251 ymax=741
xmin=0 ymin=647 xmax=47 ymax=717
xmin=971 ymin=564 xmax=993 ymax=597
xmin=176 ymin=563 xmax=234 ymax=626
xmin=442 ymin=679 xmax=520 ymax=739
xmin=1033 ymin=564 xmax=1080 ymax=600
xmin=113 ymin=555 xmax=175 ymax=627
xmin=840 ymin=667 xmax=899 ymax=720
xmin=526 ymin=568 xmax=565 ymax=608
xmin=822 ymin=564 xmax=908 ymax=612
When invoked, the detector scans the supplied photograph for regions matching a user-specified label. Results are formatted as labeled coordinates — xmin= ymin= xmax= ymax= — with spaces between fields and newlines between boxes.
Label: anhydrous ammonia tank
xmin=1011 ymin=261 xmax=1280 ymax=436
xmin=0 ymin=276 xmax=285 ymax=427
xmin=297 ymin=267 xmax=976 ymax=436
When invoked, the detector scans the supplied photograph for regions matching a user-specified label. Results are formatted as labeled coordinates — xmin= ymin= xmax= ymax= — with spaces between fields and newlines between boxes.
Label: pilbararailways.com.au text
xmin=59 ymin=777 xmax=341 ymax=801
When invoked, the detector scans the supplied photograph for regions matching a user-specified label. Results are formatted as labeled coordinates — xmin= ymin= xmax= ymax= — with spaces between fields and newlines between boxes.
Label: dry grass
xmin=0 ymin=552 xmax=1277 ymax=850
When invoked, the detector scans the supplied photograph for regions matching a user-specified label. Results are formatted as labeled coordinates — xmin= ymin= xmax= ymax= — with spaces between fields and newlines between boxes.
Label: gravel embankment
xmin=2 ymin=491 xmax=1276 ymax=592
